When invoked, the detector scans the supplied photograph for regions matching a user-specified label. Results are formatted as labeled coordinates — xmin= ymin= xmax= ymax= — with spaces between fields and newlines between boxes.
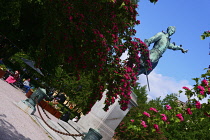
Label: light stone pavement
xmin=0 ymin=78 xmax=59 ymax=140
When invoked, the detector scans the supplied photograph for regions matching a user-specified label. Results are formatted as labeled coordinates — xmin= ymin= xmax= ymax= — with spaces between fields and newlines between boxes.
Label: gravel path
xmin=0 ymin=79 xmax=54 ymax=140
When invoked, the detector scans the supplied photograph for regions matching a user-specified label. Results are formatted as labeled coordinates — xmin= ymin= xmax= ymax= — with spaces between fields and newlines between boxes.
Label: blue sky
xmin=134 ymin=0 xmax=210 ymax=101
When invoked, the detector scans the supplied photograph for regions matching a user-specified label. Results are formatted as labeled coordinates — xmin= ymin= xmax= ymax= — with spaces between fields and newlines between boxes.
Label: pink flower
xmin=165 ymin=105 xmax=172 ymax=110
xmin=186 ymin=108 xmax=192 ymax=115
xmin=195 ymin=101 xmax=201 ymax=109
xmin=136 ymin=20 xmax=140 ymax=24
xmin=160 ymin=114 xmax=167 ymax=121
xmin=197 ymin=85 xmax=205 ymax=91
xmin=208 ymin=88 xmax=210 ymax=94
xmin=200 ymin=90 xmax=204 ymax=95
xmin=99 ymin=34 xmax=104 ymax=38
xmin=183 ymin=86 xmax=190 ymax=90
xmin=202 ymin=79 xmax=208 ymax=86
xmin=113 ymin=46 xmax=119 ymax=50
xmin=149 ymin=107 xmax=158 ymax=113
xmin=140 ymin=120 xmax=147 ymax=128
xmin=176 ymin=113 xmax=184 ymax=122
xmin=204 ymin=112 xmax=210 ymax=117
xmin=153 ymin=124 xmax=160 ymax=132
xmin=69 ymin=16 xmax=73 ymax=21
xmin=143 ymin=111 xmax=150 ymax=117
xmin=126 ymin=67 xmax=132 ymax=73
xmin=130 ymin=119 xmax=135 ymax=122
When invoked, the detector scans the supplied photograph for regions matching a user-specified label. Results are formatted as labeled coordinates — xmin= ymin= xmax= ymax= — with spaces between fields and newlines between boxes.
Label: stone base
xmin=77 ymin=111 xmax=115 ymax=140
xmin=16 ymin=100 xmax=36 ymax=115
xmin=77 ymin=91 xmax=137 ymax=140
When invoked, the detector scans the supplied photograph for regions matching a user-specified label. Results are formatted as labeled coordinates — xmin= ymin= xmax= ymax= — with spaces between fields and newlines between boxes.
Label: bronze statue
xmin=138 ymin=26 xmax=188 ymax=75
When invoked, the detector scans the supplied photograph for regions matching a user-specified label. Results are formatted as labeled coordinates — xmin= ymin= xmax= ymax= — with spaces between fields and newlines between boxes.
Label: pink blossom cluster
xmin=176 ymin=113 xmax=184 ymax=122
xmin=183 ymin=79 xmax=210 ymax=98
xmin=160 ymin=114 xmax=167 ymax=121
xmin=140 ymin=120 xmax=148 ymax=128
xmin=195 ymin=101 xmax=201 ymax=109
xmin=143 ymin=111 xmax=151 ymax=117
xmin=165 ymin=104 xmax=172 ymax=110
xmin=183 ymin=86 xmax=190 ymax=90
xmin=186 ymin=108 xmax=192 ymax=115
xmin=153 ymin=124 xmax=160 ymax=132
xmin=150 ymin=107 xmax=158 ymax=112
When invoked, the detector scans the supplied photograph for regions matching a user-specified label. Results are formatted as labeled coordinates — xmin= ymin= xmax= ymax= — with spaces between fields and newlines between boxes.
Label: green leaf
xmin=197 ymin=94 xmax=204 ymax=100
xmin=175 ymin=118 xmax=180 ymax=123
xmin=192 ymin=78 xmax=200 ymax=83
xmin=138 ymin=113 xmax=143 ymax=117
xmin=119 ymin=2 xmax=125 ymax=9
xmin=201 ymin=35 xmax=205 ymax=40
xmin=152 ymin=128 xmax=156 ymax=132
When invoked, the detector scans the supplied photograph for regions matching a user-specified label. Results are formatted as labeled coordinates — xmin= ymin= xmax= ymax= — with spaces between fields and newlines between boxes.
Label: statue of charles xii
xmin=138 ymin=26 xmax=188 ymax=75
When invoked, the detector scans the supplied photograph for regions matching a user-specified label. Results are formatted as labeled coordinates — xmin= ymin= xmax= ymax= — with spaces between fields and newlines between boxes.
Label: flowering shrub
xmin=24 ymin=0 xmax=154 ymax=114
xmin=114 ymin=69 xmax=210 ymax=139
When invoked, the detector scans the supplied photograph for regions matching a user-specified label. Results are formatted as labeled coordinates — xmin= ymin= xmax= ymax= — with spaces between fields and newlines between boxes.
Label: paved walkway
xmin=0 ymin=79 xmax=59 ymax=140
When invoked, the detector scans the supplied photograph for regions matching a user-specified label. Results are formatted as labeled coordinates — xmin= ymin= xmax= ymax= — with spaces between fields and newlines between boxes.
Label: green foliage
xmin=114 ymin=69 xmax=210 ymax=139
xmin=0 ymin=64 xmax=7 ymax=71
xmin=200 ymin=31 xmax=210 ymax=40
xmin=0 ymin=0 xmax=21 ymax=27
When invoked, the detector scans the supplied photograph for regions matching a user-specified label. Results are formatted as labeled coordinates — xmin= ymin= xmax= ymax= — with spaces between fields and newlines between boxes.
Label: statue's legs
xmin=149 ymin=49 xmax=161 ymax=63
xmin=138 ymin=61 xmax=158 ymax=76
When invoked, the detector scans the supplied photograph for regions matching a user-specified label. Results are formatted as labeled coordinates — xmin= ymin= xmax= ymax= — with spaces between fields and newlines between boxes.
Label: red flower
xmin=208 ymin=88 xmax=210 ymax=94
xmin=197 ymin=85 xmax=205 ymax=91
xmin=176 ymin=113 xmax=184 ymax=122
xmin=186 ymin=108 xmax=192 ymax=115
xmin=140 ymin=120 xmax=147 ymax=128
xmin=183 ymin=86 xmax=190 ymax=90
xmin=136 ymin=20 xmax=140 ymax=24
xmin=200 ymin=90 xmax=204 ymax=95
xmin=153 ymin=124 xmax=160 ymax=132
xmin=204 ymin=112 xmax=210 ymax=117
xmin=149 ymin=107 xmax=158 ymax=112
xmin=143 ymin=111 xmax=150 ymax=117
xmin=130 ymin=119 xmax=135 ymax=122
xmin=195 ymin=101 xmax=201 ymax=109
xmin=165 ymin=105 xmax=172 ymax=110
xmin=160 ymin=114 xmax=167 ymax=121
xmin=202 ymin=79 xmax=208 ymax=86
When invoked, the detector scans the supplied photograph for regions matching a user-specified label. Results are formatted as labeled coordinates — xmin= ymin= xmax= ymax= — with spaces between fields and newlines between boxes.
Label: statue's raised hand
xmin=180 ymin=45 xmax=188 ymax=53
xmin=181 ymin=49 xmax=188 ymax=53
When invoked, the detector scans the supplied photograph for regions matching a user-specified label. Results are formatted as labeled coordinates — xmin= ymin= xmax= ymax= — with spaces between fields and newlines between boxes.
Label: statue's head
xmin=167 ymin=26 xmax=176 ymax=36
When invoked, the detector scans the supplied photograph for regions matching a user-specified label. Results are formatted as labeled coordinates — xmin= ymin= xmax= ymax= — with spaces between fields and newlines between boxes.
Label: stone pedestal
xmin=16 ymin=100 xmax=36 ymax=115
xmin=77 ymin=90 xmax=138 ymax=140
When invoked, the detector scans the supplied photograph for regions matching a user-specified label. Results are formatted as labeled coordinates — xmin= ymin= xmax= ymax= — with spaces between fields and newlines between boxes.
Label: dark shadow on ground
xmin=0 ymin=114 xmax=31 ymax=140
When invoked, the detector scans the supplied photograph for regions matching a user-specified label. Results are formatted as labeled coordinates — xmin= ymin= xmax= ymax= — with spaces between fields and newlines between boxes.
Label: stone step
xmin=47 ymin=119 xmax=78 ymax=140
xmin=58 ymin=120 xmax=84 ymax=140
xmin=30 ymin=115 xmax=63 ymax=140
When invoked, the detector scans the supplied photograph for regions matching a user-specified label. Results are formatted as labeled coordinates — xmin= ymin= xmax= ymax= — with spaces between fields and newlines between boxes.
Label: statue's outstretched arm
xmin=144 ymin=32 xmax=162 ymax=47
xmin=168 ymin=43 xmax=188 ymax=53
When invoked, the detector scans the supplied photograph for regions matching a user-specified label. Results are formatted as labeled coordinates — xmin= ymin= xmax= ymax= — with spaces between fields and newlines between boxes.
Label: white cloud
xmin=138 ymin=70 xmax=192 ymax=102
